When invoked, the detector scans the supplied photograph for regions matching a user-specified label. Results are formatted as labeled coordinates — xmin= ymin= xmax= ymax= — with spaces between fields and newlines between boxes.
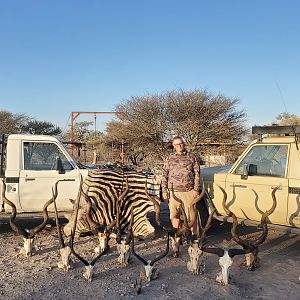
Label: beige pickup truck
xmin=202 ymin=125 xmax=300 ymax=232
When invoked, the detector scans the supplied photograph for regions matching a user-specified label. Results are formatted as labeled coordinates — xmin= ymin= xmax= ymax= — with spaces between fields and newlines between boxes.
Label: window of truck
xmin=23 ymin=142 xmax=74 ymax=171
xmin=234 ymin=144 xmax=288 ymax=178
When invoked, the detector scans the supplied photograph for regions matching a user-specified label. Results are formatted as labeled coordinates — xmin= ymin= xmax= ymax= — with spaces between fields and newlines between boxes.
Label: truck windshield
xmin=23 ymin=142 xmax=74 ymax=171
xmin=234 ymin=144 xmax=288 ymax=178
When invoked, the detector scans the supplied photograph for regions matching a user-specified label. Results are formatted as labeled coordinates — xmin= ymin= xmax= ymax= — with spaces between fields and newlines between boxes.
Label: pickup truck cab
xmin=0 ymin=134 xmax=88 ymax=213
xmin=203 ymin=125 xmax=300 ymax=231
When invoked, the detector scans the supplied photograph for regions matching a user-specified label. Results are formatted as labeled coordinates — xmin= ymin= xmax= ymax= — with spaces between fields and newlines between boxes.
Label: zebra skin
xmin=63 ymin=169 xmax=162 ymax=238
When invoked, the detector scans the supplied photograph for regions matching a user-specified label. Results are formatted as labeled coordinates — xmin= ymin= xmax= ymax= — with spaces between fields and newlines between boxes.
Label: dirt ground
xmin=1 ymin=204 xmax=300 ymax=300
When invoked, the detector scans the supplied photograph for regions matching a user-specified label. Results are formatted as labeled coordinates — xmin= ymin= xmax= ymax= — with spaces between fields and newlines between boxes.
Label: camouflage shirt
xmin=161 ymin=151 xmax=200 ymax=192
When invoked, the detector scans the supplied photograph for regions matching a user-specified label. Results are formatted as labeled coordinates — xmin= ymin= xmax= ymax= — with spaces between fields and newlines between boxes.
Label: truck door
xmin=224 ymin=144 xmax=289 ymax=226
xmin=19 ymin=141 xmax=81 ymax=212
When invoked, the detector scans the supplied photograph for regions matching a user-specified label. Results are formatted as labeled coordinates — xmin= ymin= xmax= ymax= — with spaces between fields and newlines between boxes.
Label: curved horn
xmin=171 ymin=188 xmax=195 ymax=231
xmin=198 ymin=208 xmax=215 ymax=246
xmin=28 ymin=196 xmax=54 ymax=238
xmin=231 ymin=209 xmax=253 ymax=250
xmin=2 ymin=182 xmax=28 ymax=237
xmin=145 ymin=179 xmax=161 ymax=226
xmin=261 ymin=186 xmax=278 ymax=224
xmin=219 ymin=185 xmax=231 ymax=216
xmin=190 ymin=182 xmax=205 ymax=207
xmin=202 ymin=247 xmax=224 ymax=257
xmin=220 ymin=185 xmax=253 ymax=250
xmin=150 ymin=233 xmax=170 ymax=266
xmin=252 ymin=186 xmax=278 ymax=247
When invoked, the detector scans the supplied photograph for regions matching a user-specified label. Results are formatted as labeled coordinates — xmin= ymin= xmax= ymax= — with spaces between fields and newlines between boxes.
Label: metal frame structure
xmin=70 ymin=111 xmax=125 ymax=164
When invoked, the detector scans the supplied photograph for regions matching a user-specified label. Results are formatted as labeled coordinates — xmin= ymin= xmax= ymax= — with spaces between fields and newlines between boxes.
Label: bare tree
xmin=108 ymin=89 xmax=247 ymax=166
xmin=0 ymin=110 xmax=31 ymax=134
xmin=273 ymin=112 xmax=300 ymax=125
xmin=20 ymin=120 xmax=61 ymax=136
xmin=164 ymin=89 xmax=247 ymax=151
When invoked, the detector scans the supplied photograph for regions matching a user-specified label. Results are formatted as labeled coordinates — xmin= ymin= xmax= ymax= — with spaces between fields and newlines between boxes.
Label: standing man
xmin=161 ymin=136 xmax=201 ymax=231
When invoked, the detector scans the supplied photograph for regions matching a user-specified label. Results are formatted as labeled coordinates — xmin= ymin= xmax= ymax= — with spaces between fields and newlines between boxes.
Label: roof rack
xmin=252 ymin=125 xmax=300 ymax=135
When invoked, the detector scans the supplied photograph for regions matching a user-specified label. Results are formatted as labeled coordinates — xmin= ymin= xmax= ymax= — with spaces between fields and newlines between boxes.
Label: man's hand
xmin=193 ymin=190 xmax=200 ymax=199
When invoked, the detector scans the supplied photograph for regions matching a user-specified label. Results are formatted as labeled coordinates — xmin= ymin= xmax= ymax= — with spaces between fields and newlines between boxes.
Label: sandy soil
xmin=1 ymin=205 xmax=300 ymax=300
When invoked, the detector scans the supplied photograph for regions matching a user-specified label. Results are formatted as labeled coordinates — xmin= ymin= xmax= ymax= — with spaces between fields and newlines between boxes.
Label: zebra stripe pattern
xmin=68 ymin=169 xmax=161 ymax=238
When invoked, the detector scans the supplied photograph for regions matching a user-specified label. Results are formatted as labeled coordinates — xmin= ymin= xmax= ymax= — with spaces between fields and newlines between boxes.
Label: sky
xmin=0 ymin=0 xmax=299 ymax=133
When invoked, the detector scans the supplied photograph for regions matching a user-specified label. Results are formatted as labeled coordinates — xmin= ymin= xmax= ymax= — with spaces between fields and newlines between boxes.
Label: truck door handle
xmin=25 ymin=177 xmax=35 ymax=182
xmin=272 ymin=185 xmax=282 ymax=190
xmin=230 ymin=184 xmax=247 ymax=188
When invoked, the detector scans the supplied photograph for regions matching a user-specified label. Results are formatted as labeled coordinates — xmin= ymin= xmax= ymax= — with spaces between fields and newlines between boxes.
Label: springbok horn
xmin=145 ymin=178 xmax=161 ymax=226
xmin=150 ymin=233 xmax=170 ymax=266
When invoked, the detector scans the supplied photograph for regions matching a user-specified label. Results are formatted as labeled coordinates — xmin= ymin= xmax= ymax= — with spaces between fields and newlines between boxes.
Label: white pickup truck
xmin=0 ymin=134 xmax=88 ymax=213
xmin=202 ymin=125 xmax=300 ymax=232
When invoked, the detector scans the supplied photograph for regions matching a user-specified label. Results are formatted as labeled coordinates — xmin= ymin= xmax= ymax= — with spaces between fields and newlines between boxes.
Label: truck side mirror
xmin=55 ymin=156 xmax=65 ymax=174
xmin=248 ymin=164 xmax=257 ymax=176
xmin=241 ymin=164 xmax=248 ymax=180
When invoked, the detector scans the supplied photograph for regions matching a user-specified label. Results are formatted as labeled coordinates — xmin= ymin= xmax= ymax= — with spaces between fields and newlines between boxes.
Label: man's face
xmin=173 ymin=138 xmax=185 ymax=154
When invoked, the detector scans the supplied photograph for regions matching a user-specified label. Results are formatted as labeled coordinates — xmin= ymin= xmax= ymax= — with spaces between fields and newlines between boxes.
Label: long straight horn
xmin=145 ymin=178 xmax=161 ymax=226
xmin=118 ymin=175 xmax=129 ymax=204
xmin=116 ymin=175 xmax=129 ymax=238
xmin=82 ymin=186 xmax=100 ymax=232
xmin=69 ymin=176 xmax=89 ymax=267
xmin=52 ymin=181 xmax=65 ymax=248
xmin=150 ymin=233 xmax=170 ymax=266
xmin=125 ymin=207 xmax=134 ymax=244
xmin=131 ymin=235 xmax=148 ymax=266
